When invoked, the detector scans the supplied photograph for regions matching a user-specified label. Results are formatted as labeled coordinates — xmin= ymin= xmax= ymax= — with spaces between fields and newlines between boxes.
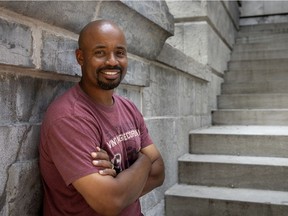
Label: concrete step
xmin=178 ymin=154 xmax=288 ymax=191
xmin=228 ymin=59 xmax=288 ymax=71
xmin=189 ymin=125 xmax=288 ymax=157
xmin=212 ymin=109 xmax=288 ymax=125
xmin=233 ymin=41 xmax=288 ymax=52
xmin=218 ymin=94 xmax=288 ymax=109
xmin=231 ymin=49 xmax=288 ymax=61
xmin=224 ymin=70 xmax=288 ymax=83
xmin=239 ymin=23 xmax=288 ymax=34
xmin=222 ymin=82 xmax=288 ymax=94
xmin=165 ymin=184 xmax=288 ymax=216
xmin=236 ymin=33 xmax=288 ymax=44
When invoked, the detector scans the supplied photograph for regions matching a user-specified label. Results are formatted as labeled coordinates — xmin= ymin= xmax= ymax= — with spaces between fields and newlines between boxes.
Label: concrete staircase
xmin=165 ymin=23 xmax=288 ymax=215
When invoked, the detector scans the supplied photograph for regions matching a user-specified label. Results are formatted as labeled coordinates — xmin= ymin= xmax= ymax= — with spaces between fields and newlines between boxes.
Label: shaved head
xmin=78 ymin=20 xmax=126 ymax=50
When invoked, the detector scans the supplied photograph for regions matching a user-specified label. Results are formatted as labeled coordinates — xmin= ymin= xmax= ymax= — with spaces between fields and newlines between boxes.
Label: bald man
xmin=39 ymin=20 xmax=164 ymax=216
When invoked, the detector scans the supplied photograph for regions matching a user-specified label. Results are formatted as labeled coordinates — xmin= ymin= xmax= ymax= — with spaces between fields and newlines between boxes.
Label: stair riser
xmin=224 ymin=70 xmax=288 ymax=83
xmin=236 ymin=34 xmax=288 ymax=44
xmin=233 ymin=42 xmax=288 ymax=52
xmin=218 ymin=95 xmax=288 ymax=109
xmin=239 ymin=23 xmax=288 ymax=34
xmin=166 ymin=196 xmax=288 ymax=216
xmin=190 ymin=133 xmax=288 ymax=158
xmin=228 ymin=60 xmax=288 ymax=71
xmin=212 ymin=110 xmax=288 ymax=125
xmin=178 ymin=161 xmax=288 ymax=191
xmin=231 ymin=50 xmax=288 ymax=61
xmin=221 ymin=83 xmax=288 ymax=94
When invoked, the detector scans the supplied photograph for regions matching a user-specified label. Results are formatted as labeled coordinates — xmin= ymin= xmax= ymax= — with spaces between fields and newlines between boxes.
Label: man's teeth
xmin=104 ymin=71 xmax=118 ymax=75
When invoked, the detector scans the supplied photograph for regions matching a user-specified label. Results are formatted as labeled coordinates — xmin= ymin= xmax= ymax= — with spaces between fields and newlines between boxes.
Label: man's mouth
xmin=103 ymin=71 xmax=119 ymax=75
xmin=100 ymin=70 xmax=121 ymax=80
xmin=97 ymin=66 xmax=123 ymax=80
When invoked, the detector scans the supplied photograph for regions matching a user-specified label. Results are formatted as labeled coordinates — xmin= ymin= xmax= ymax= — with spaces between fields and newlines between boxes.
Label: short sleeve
xmin=46 ymin=116 xmax=100 ymax=185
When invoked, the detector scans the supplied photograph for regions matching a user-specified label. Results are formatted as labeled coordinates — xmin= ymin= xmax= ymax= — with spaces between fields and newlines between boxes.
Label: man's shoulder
xmin=44 ymin=85 xmax=81 ymax=122
xmin=114 ymin=94 xmax=136 ymax=107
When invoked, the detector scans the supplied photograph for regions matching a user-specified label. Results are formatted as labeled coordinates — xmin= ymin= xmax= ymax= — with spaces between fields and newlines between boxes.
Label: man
xmin=39 ymin=19 xmax=165 ymax=216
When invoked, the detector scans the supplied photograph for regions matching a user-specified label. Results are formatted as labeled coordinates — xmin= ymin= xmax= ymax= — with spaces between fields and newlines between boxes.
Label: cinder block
xmin=0 ymin=71 xmax=75 ymax=123
xmin=0 ymin=18 xmax=33 ymax=67
xmin=6 ymin=160 xmax=42 ymax=216
xmin=123 ymin=57 xmax=150 ymax=87
xmin=0 ymin=126 xmax=22 ymax=196
xmin=0 ymin=1 xmax=100 ymax=33
xmin=41 ymin=31 xmax=80 ymax=76
xmin=116 ymin=85 xmax=142 ymax=111
xmin=142 ymin=65 xmax=179 ymax=117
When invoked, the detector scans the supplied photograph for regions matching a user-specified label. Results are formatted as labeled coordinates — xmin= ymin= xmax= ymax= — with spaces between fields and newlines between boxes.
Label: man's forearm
xmin=115 ymin=152 xmax=152 ymax=205
xmin=74 ymin=152 xmax=152 ymax=216
xmin=140 ymin=156 xmax=165 ymax=196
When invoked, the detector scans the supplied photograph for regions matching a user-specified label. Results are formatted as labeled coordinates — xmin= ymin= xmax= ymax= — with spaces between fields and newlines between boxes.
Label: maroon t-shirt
xmin=39 ymin=84 xmax=153 ymax=216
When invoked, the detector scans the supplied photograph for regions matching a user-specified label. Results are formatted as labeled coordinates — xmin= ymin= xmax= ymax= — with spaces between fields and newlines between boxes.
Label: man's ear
xmin=75 ymin=49 xmax=84 ymax=66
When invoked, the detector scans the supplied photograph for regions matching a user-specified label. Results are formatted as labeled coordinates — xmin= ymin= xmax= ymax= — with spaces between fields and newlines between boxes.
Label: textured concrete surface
xmin=166 ymin=5 xmax=288 ymax=215
xmin=166 ymin=184 xmax=288 ymax=216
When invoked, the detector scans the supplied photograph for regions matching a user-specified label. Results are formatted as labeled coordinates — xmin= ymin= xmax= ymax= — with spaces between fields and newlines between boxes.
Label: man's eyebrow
xmin=116 ymin=45 xmax=127 ymax=50
xmin=93 ymin=44 xmax=106 ymax=49
xmin=92 ymin=45 xmax=126 ymax=50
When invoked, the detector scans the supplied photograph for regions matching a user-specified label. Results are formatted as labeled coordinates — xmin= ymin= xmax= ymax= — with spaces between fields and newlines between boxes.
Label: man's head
xmin=76 ymin=20 xmax=128 ymax=91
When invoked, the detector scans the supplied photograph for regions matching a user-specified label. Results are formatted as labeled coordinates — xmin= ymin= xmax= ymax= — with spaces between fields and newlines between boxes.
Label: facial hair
xmin=96 ymin=66 xmax=124 ymax=90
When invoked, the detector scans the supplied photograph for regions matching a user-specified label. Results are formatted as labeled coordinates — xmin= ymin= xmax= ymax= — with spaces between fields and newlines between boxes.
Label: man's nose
xmin=106 ymin=53 xmax=118 ymax=66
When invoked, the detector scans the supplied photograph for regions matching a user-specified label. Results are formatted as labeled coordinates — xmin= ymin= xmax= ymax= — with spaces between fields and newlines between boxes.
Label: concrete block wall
xmin=240 ymin=0 xmax=288 ymax=17
xmin=166 ymin=0 xmax=240 ymax=110
xmin=240 ymin=0 xmax=288 ymax=25
xmin=0 ymin=1 xmax=214 ymax=215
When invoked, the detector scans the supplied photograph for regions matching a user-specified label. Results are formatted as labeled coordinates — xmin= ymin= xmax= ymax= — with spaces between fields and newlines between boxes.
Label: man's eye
xmin=95 ymin=50 xmax=105 ymax=56
xmin=116 ymin=50 xmax=126 ymax=56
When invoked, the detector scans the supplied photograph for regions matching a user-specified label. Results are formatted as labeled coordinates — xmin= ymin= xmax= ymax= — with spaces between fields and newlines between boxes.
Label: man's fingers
xmin=91 ymin=151 xmax=109 ymax=160
xmin=92 ymin=159 xmax=113 ymax=169
xmin=99 ymin=168 xmax=117 ymax=177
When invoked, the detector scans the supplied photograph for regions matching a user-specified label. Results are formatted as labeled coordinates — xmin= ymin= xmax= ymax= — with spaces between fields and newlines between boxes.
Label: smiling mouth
xmin=100 ymin=70 xmax=121 ymax=80
xmin=103 ymin=71 xmax=119 ymax=75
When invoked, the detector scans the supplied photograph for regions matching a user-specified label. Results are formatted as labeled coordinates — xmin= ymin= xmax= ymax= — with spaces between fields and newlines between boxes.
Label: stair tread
xmin=179 ymin=153 xmax=288 ymax=166
xmin=191 ymin=125 xmax=288 ymax=136
xmin=230 ymin=58 xmax=288 ymax=63
xmin=214 ymin=108 xmax=288 ymax=110
xmin=165 ymin=184 xmax=288 ymax=205
xmin=219 ymin=93 xmax=288 ymax=96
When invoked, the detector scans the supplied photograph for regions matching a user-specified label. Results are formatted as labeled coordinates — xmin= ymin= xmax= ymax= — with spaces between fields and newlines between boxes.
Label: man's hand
xmin=91 ymin=147 xmax=116 ymax=177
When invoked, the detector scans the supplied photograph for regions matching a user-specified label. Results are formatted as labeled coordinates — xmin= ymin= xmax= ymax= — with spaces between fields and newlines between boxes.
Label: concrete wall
xmin=0 ymin=0 xmax=240 ymax=215
xmin=166 ymin=0 xmax=240 ymax=111
xmin=240 ymin=1 xmax=288 ymax=25
xmin=240 ymin=1 xmax=288 ymax=17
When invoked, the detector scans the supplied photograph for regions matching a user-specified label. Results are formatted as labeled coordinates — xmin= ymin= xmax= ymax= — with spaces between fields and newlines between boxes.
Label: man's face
xmin=77 ymin=24 xmax=128 ymax=90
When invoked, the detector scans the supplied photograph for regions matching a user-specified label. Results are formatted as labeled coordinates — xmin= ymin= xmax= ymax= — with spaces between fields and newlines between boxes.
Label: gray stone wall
xmin=240 ymin=1 xmax=288 ymax=17
xmin=240 ymin=1 xmax=288 ymax=25
xmin=166 ymin=0 xmax=240 ymax=111
xmin=0 ymin=0 xmax=240 ymax=215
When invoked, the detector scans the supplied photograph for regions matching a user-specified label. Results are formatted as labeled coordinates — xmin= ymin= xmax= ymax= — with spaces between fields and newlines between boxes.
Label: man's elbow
xmin=90 ymin=198 xmax=125 ymax=216
xmin=156 ymin=159 xmax=165 ymax=187
xmin=157 ymin=169 xmax=165 ymax=187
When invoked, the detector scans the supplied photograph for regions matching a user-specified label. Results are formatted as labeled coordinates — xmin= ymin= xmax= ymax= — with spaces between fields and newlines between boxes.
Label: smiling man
xmin=39 ymin=20 xmax=165 ymax=216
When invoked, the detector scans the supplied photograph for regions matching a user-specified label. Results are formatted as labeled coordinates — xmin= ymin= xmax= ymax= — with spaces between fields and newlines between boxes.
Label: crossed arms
xmin=72 ymin=144 xmax=165 ymax=216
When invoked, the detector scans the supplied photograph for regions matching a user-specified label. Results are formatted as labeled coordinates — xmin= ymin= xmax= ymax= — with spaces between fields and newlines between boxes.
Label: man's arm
xmin=73 ymin=152 xmax=151 ymax=216
xmin=91 ymin=144 xmax=165 ymax=196
xmin=140 ymin=144 xmax=165 ymax=196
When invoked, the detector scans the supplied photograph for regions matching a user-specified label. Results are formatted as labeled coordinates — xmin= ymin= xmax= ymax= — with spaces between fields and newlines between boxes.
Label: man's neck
xmin=79 ymin=82 xmax=114 ymax=106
